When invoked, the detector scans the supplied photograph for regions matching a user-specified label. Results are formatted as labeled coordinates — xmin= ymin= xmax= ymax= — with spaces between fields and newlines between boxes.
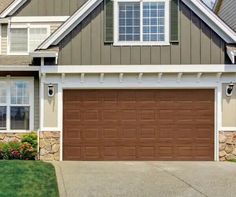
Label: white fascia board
xmin=0 ymin=0 xmax=28 ymax=18
xmin=0 ymin=65 xmax=40 ymax=71
xmin=182 ymin=0 xmax=236 ymax=43
xmin=30 ymin=51 xmax=58 ymax=58
xmin=9 ymin=16 xmax=70 ymax=23
xmin=38 ymin=0 xmax=103 ymax=49
xmin=40 ymin=65 xmax=236 ymax=74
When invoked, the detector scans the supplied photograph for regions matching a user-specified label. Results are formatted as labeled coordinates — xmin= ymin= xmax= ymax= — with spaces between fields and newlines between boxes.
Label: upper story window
xmin=114 ymin=0 xmax=169 ymax=45
xmin=9 ymin=25 xmax=49 ymax=55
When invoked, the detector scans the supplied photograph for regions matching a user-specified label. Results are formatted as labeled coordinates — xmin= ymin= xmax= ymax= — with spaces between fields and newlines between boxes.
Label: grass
xmin=229 ymin=159 xmax=236 ymax=163
xmin=0 ymin=161 xmax=59 ymax=197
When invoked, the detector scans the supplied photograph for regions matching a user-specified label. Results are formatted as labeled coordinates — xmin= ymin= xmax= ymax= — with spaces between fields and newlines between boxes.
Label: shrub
xmin=21 ymin=132 xmax=38 ymax=149
xmin=0 ymin=132 xmax=38 ymax=160
xmin=20 ymin=142 xmax=37 ymax=160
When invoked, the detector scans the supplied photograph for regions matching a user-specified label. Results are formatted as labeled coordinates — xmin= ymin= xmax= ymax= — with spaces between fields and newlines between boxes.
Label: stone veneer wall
xmin=0 ymin=133 xmax=24 ymax=142
xmin=219 ymin=131 xmax=236 ymax=161
xmin=39 ymin=131 xmax=60 ymax=161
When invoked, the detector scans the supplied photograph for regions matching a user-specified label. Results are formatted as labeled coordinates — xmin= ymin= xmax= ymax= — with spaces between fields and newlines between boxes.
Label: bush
xmin=20 ymin=142 xmax=37 ymax=160
xmin=0 ymin=132 xmax=38 ymax=160
xmin=21 ymin=132 xmax=38 ymax=149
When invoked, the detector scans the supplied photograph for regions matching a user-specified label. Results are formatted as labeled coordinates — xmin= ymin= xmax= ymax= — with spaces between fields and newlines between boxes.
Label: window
xmin=114 ymin=0 xmax=169 ymax=45
xmin=0 ymin=78 xmax=33 ymax=131
xmin=9 ymin=26 xmax=49 ymax=54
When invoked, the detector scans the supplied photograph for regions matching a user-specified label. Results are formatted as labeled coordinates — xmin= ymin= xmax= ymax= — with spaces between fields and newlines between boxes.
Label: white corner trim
xmin=0 ymin=0 xmax=28 ymax=18
xmin=9 ymin=16 xmax=70 ymax=23
xmin=182 ymin=0 xmax=236 ymax=43
xmin=38 ymin=0 xmax=103 ymax=49
xmin=40 ymin=65 xmax=236 ymax=74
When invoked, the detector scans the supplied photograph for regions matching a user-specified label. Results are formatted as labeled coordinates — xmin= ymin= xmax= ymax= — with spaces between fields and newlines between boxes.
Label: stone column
xmin=39 ymin=131 xmax=60 ymax=161
xmin=219 ymin=131 xmax=236 ymax=161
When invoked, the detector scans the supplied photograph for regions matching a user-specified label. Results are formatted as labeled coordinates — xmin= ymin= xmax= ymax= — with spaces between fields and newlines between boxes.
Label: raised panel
xmin=63 ymin=89 xmax=214 ymax=161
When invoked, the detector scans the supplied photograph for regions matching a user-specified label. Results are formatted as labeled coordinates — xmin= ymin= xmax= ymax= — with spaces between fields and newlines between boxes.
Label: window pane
xmin=11 ymin=81 xmax=30 ymax=105
xmin=119 ymin=2 xmax=140 ymax=41
xmin=10 ymin=28 xmax=28 ymax=53
xmin=143 ymin=2 xmax=165 ymax=42
xmin=0 ymin=82 xmax=7 ymax=104
xmin=0 ymin=107 xmax=6 ymax=130
xmin=29 ymin=28 xmax=48 ymax=52
xmin=10 ymin=107 xmax=29 ymax=130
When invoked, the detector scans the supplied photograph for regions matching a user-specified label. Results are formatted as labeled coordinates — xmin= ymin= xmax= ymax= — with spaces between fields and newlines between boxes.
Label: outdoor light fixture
xmin=226 ymin=82 xmax=234 ymax=97
xmin=48 ymin=83 xmax=55 ymax=97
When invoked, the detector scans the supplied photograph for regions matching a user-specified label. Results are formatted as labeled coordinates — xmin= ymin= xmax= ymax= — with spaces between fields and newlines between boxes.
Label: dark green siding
xmin=57 ymin=1 xmax=226 ymax=65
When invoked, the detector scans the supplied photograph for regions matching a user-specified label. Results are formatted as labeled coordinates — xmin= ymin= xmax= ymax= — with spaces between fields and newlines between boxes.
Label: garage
xmin=63 ymin=89 xmax=214 ymax=161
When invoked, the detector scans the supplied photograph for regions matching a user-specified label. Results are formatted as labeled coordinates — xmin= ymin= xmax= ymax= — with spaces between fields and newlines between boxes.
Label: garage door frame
xmin=60 ymin=86 xmax=218 ymax=161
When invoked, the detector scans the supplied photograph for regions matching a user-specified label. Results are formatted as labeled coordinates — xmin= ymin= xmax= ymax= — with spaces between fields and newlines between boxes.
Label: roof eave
xmin=182 ymin=0 xmax=236 ymax=43
xmin=0 ymin=0 xmax=27 ymax=18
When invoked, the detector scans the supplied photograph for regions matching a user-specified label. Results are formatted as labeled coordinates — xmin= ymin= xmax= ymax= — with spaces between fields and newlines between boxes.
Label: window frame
xmin=0 ymin=77 xmax=34 ymax=132
xmin=113 ymin=0 xmax=170 ymax=46
xmin=7 ymin=24 xmax=50 ymax=55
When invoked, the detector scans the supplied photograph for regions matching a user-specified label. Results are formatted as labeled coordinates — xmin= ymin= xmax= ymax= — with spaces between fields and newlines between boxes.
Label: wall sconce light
xmin=48 ymin=83 xmax=55 ymax=97
xmin=226 ymin=82 xmax=234 ymax=97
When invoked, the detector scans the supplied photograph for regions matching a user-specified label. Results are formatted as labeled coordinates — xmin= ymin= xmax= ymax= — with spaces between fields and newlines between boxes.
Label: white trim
xmin=8 ymin=16 xmax=69 ymax=23
xmin=8 ymin=24 xmax=50 ymax=55
xmin=113 ymin=0 xmax=170 ymax=46
xmin=38 ymin=0 xmax=103 ymax=49
xmin=182 ymin=0 xmax=236 ymax=43
xmin=0 ymin=0 xmax=28 ymax=18
xmin=0 ymin=65 xmax=39 ymax=71
xmin=219 ymin=127 xmax=236 ymax=132
xmin=41 ymin=65 xmax=236 ymax=74
xmin=30 ymin=51 xmax=58 ymax=58
xmin=227 ymin=47 xmax=236 ymax=64
xmin=0 ymin=76 xmax=34 ymax=133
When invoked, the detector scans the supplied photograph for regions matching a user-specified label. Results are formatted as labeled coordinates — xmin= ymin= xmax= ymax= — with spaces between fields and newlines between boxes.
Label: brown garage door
xmin=63 ymin=89 xmax=214 ymax=161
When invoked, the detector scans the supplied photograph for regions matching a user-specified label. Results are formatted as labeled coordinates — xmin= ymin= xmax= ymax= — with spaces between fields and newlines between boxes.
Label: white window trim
xmin=0 ymin=76 xmax=34 ymax=133
xmin=113 ymin=0 xmax=170 ymax=46
xmin=7 ymin=24 xmax=50 ymax=55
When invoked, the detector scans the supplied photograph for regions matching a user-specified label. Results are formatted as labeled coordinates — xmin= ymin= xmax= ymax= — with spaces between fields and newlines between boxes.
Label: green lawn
xmin=0 ymin=161 xmax=59 ymax=197
xmin=229 ymin=159 xmax=236 ymax=163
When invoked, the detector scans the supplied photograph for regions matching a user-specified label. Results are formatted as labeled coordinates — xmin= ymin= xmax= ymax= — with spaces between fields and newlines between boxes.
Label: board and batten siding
xmin=14 ymin=0 xmax=88 ymax=16
xmin=58 ymin=1 xmax=227 ymax=65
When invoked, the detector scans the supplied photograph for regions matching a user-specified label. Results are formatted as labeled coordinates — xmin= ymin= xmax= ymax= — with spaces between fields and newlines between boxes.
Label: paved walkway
xmin=53 ymin=161 xmax=236 ymax=197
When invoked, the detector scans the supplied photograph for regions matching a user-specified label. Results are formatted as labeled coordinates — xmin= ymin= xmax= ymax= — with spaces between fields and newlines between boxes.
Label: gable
xmin=57 ymin=1 xmax=227 ymax=65
xmin=14 ymin=0 xmax=88 ymax=16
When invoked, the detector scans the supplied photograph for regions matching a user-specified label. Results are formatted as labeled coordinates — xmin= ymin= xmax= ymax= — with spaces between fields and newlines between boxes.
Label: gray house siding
xmin=58 ymin=1 xmax=227 ymax=65
xmin=217 ymin=0 xmax=236 ymax=32
xmin=15 ymin=0 xmax=87 ymax=16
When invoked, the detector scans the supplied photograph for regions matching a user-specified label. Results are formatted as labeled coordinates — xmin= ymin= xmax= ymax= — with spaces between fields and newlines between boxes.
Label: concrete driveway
xmin=53 ymin=161 xmax=236 ymax=197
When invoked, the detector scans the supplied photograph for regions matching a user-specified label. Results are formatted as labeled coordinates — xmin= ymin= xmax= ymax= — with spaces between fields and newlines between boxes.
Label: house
xmin=0 ymin=0 xmax=235 ymax=161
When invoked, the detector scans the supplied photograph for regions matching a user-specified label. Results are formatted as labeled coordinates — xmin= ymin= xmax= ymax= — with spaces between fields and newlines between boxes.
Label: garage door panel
xmin=63 ymin=89 xmax=214 ymax=161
